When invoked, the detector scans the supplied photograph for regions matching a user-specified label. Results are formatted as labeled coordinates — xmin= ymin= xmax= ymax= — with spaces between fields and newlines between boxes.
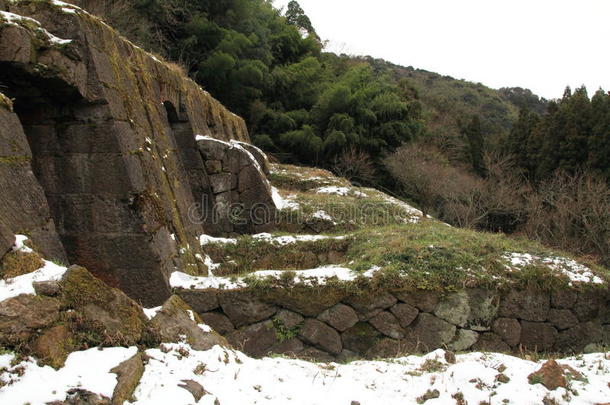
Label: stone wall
xmin=0 ymin=1 xmax=270 ymax=306
xmin=177 ymin=286 xmax=610 ymax=361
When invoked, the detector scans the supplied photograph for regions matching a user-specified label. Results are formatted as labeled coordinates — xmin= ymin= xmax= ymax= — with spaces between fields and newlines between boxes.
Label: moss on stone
xmin=0 ymin=251 xmax=44 ymax=279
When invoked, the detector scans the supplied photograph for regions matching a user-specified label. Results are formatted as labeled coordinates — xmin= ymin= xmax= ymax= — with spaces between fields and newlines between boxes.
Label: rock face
xmin=0 ymin=1 xmax=274 ymax=306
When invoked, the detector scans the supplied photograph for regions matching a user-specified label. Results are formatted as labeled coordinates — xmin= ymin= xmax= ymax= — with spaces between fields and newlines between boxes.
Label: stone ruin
xmin=0 ymin=0 xmax=277 ymax=306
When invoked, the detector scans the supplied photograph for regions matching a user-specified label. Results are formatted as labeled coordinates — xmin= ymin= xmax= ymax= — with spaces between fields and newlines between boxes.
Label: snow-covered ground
xmin=503 ymin=252 xmax=604 ymax=285
xmin=2 ymin=343 xmax=608 ymax=405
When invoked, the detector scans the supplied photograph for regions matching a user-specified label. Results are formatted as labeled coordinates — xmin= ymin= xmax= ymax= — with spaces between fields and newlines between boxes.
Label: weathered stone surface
xmin=573 ymin=290 xmax=603 ymax=322
xmin=274 ymin=309 xmax=304 ymax=329
xmin=298 ymin=347 xmax=335 ymax=362
xmin=389 ymin=303 xmax=418 ymax=328
xmin=298 ymin=319 xmax=342 ymax=355
xmin=33 ymin=280 xmax=61 ymax=296
xmin=317 ymin=304 xmax=358 ymax=332
xmin=176 ymin=289 xmax=220 ymax=313
xmin=343 ymin=293 xmax=397 ymax=320
xmin=261 ymin=287 xmax=347 ymax=317
xmin=366 ymin=338 xmax=408 ymax=359
xmin=110 ymin=353 xmax=144 ymax=405
xmin=466 ymin=289 xmax=499 ymax=331
xmin=227 ymin=320 xmax=277 ymax=358
xmin=369 ymin=311 xmax=405 ymax=339
xmin=178 ymin=380 xmax=206 ymax=402
xmin=471 ymin=332 xmax=511 ymax=352
xmin=492 ymin=318 xmax=521 ymax=347
xmin=341 ymin=322 xmax=382 ymax=355
xmin=236 ymin=142 xmax=271 ymax=175
xmin=449 ymin=329 xmax=479 ymax=351
xmin=200 ymin=312 xmax=235 ymax=335
xmin=551 ymin=289 xmax=577 ymax=309
xmin=556 ymin=322 xmax=603 ymax=352
xmin=499 ymin=289 xmax=550 ymax=322
xmin=520 ymin=321 xmax=558 ymax=351
xmin=61 ymin=266 xmax=147 ymax=345
xmin=434 ymin=291 xmax=469 ymax=327
xmin=218 ymin=291 xmax=277 ymax=328
xmin=394 ymin=290 xmax=439 ymax=313
xmin=31 ymin=325 xmax=74 ymax=369
xmin=0 ymin=294 xmax=61 ymax=344
xmin=404 ymin=313 xmax=456 ymax=352
xmin=209 ymin=173 xmax=233 ymax=194
xmin=270 ymin=337 xmax=304 ymax=356
xmin=547 ymin=309 xmax=579 ymax=330
xmin=150 ymin=295 xmax=226 ymax=351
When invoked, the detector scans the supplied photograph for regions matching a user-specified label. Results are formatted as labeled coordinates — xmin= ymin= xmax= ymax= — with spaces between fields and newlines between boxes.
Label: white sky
xmin=273 ymin=0 xmax=610 ymax=100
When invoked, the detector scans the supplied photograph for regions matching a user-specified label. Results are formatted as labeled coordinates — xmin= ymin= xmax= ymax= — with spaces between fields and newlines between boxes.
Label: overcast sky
xmin=273 ymin=0 xmax=610 ymax=100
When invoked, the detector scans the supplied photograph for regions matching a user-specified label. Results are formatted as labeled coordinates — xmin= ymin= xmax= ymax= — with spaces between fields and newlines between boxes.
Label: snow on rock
xmin=252 ymin=233 xmax=345 ymax=246
xmin=272 ymin=186 xmax=300 ymax=210
xmin=0 ymin=236 xmax=68 ymax=302
xmin=312 ymin=209 xmax=334 ymax=222
xmin=316 ymin=186 xmax=367 ymax=198
xmin=199 ymin=234 xmax=237 ymax=246
xmin=503 ymin=252 xmax=604 ymax=285
xmin=170 ymin=264 xmax=378 ymax=291
xmin=128 ymin=343 xmax=610 ymax=405
xmin=143 ymin=306 xmax=162 ymax=320
xmin=0 ymin=347 xmax=137 ymax=404
xmin=0 ymin=10 xmax=73 ymax=45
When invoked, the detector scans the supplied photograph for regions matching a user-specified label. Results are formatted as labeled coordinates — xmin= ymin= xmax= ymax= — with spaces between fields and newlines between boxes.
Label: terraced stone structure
xmin=177 ymin=286 xmax=610 ymax=360
xmin=0 ymin=1 xmax=275 ymax=306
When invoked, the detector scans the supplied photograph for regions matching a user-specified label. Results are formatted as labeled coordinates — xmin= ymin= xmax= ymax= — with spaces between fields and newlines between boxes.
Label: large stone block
xmin=317 ymin=304 xmax=359 ymax=332
xmin=298 ymin=318 xmax=343 ymax=355
xmin=520 ymin=321 xmax=558 ymax=351
xmin=499 ymin=289 xmax=550 ymax=322
xmin=403 ymin=313 xmax=456 ymax=352
xmin=218 ymin=290 xmax=278 ymax=328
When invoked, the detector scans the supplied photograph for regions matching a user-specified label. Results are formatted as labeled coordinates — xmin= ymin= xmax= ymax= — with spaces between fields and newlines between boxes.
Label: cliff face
xmin=0 ymin=0 xmax=265 ymax=306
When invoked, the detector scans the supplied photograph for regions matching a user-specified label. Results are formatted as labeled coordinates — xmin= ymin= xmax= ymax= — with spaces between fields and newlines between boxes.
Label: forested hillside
xmin=76 ymin=0 xmax=608 ymax=265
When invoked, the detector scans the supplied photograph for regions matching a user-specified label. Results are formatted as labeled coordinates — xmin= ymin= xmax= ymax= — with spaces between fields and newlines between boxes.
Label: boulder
xmin=343 ymin=293 xmax=397 ymax=321
xmin=573 ymin=290 xmax=603 ymax=322
xmin=448 ymin=329 xmax=479 ymax=351
xmin=434 ymin=291 xmax=469 ymax=327
xmin=366 ymin=338 xmax=408 ymax=359
xmin=341 ymin=323 xmax=381 ymax=355
xmin=471 ymin=332 xmax=511 ymax=352
xmin=150 ymin=295 xmax=226 ymax=351
xmin=389 ymin=303 xmax=418 ymax=328
xmin=369 ymin=311 xmax=405 ymax=339
xmin=498 ymin=289 xmax=549 ymax=322
xmin=465 ymin=289 xmax=499 ymax=331
xmin=550 ymin=289 xmax=577 ymax=309
xmin=270 ymin=337 xmax=304 ymax=356
xmin=33 ymin=280 xmax=61 ymax=296
xmin=227 ymin=320 xmax=277 ymax=358
xmin=317 ymin=304 xmax=358 ymax=332
xmin=556 ymin=322 xmax=603 ymax=352
xmin=218 ymin=290 xmax=278 ymax=328
xmin=176 ymin=289 xmax=220 ymax=313
xmin=491 ymin=318 xmax=521 ymax=347
xmin=60 ymin=266 xmax=147 ymax=345
xmin=0 ymin=294 xmax=61 ymax=344
xmin=403 ymin=313 xmax=456 ymax=352
xmin=199 ymin=312 xmax=235 ymax=335
xmin=110 ymin=353 xmax=144 ymax=405
xmin=393 ymin=290 xmax=439 ymax=313
xmin=274 ymin=309 xmax=304 ymax=329
xmin=547 ymin=309 xmax=579 ymax=330
xmin=31 ymin=325 xmax=74 ymax=369
xmin=520 ymin=321 xmax=558 ymax=351
xmin=298 ymin=319 xmax=342 ymax=355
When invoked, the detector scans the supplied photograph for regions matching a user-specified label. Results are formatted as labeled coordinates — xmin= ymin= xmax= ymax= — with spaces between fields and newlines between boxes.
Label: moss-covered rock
xmin=149 ymin=295 xmax=227 ymax=350
xmin=0 ymin=250 xmax=44 ymax=279
xmin=31 ymin=324 xmax=74 ymax=369
xmin=0 ymin=294 xmax=61 ymax=345
xmin=60 ymin=265 xmax=147 ymax=346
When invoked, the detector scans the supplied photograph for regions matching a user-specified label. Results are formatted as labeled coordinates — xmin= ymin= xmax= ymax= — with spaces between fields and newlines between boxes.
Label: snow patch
xmin=252 ymin=233 xmax=345 ymax=246
xmin=503 ymin=252 xmax=604 ymax=285
xmin=0 ymin=11 xmax=72 ymax=45
xmin=312 ymin=210 xmax=334 ymax=222
xmin=143 ymin=306 xmax=162 ymax=320
xmin=199 ymin=234 xmax=237 ymax=246
xmin=272 ymin=186 xmax=300 ymax=210
xmin=316 ymin=186 xmax=367 ymax=197
xmin=0 ymin=347 xmax=137 ymax=404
